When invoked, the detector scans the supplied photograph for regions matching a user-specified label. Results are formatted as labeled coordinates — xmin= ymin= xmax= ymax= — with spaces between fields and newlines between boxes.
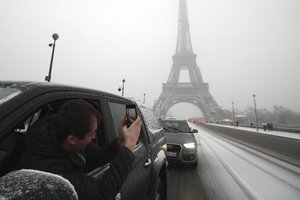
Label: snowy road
xmin=167 ymin=125 xmax=300 ymax=200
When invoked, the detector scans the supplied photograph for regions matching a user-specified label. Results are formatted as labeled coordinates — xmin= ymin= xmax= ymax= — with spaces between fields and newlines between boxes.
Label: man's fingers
xmin=131 ymin=116 xmax=142 ymax=128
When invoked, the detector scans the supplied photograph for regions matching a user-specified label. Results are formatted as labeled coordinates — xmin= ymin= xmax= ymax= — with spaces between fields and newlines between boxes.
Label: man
xmin=16 ymin=99 xmax=142 ymax=199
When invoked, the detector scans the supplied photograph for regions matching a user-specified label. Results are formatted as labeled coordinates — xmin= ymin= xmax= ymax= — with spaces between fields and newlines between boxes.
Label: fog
xmin=1 ymin=0 xmax=299 ymax=119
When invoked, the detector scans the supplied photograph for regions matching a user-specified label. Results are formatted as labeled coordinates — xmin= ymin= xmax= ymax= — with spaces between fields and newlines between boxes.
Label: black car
xmin=159 ymin=119 xmax=198 ymax=168
xmin=0 ymin=81 xmax=167 ymax=200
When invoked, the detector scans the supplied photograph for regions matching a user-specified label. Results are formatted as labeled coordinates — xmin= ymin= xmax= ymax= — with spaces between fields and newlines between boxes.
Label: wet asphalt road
xmin=167 ymin=165 xmax=207 ymax=200
xmin=166 ymin=125 xmax=300 ymax=200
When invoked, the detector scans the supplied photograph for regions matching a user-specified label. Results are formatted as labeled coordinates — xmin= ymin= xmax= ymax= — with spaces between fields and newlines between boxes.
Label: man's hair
xmin=53 ymin=99 xmax=101 ymax=144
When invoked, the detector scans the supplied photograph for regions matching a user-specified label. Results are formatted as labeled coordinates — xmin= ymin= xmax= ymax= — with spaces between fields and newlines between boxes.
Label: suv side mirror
xmin=192 ymin=129 xmax=198 ymax=133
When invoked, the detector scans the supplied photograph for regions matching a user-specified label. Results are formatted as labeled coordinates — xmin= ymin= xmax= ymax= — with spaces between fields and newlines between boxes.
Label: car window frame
xmin=0 ymin=90 xmax=110 ymax=173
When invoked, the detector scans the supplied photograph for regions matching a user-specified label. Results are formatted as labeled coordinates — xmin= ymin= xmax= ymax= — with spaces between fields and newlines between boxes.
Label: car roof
xmin=0 ymin=81 xmax=131 ymax=120
xmin=0 ymin=81 xmax=113 ymax=95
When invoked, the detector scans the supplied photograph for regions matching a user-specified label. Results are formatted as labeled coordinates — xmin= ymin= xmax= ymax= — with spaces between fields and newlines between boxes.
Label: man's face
xmin=73 ymin=116 xmax=98 ymax=151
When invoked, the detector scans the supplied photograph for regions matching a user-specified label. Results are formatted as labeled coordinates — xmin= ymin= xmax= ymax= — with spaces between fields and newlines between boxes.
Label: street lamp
xmin=45 ymin=33 xmax=59 ymax=82
xmin=220 ymin=105 xmax=224 ymax=125
xmin=118 ymin=79 xmax=126 ymax=96
xmin=143 ymin=93 xmax=146 ymax=104
xmin=253 ymin=94 xmax=259 ymax=131
xmin=210 ymin=111 xmax=215 ymax=123
xmin=232 ymin=102 xmax=236 ymax=128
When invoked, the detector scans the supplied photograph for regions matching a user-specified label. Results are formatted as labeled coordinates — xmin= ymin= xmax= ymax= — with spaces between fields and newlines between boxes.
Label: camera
xmin=126 ymin=104 xmax=137 ymax=128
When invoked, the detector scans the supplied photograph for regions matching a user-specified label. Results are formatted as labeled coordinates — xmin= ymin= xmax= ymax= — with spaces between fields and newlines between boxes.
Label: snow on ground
xmin=188 ymin=123 xmax=300 ymax=140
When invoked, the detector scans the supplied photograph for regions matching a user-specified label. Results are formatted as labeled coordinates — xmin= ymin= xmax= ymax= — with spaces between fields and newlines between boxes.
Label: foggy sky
xmin=1 ymin=0 xmax=300 ymax=119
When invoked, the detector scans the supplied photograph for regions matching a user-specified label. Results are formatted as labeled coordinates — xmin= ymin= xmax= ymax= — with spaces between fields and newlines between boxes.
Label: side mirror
xmin=192 ymin=129 xmax=198 ymax=133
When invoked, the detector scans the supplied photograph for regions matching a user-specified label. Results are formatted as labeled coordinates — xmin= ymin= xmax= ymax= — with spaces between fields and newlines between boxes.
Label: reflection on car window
xmin=0 ymin=88 xmax=21 ymax=105
xmin=109 ymin=102 xmax=143 ymax=146
xmin=108 ymin=102 xmax=126 ymax=142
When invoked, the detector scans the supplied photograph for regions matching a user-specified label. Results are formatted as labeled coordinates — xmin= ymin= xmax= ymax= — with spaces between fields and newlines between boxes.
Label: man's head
xmin=53 ymin=99 xmax=101 ymax=151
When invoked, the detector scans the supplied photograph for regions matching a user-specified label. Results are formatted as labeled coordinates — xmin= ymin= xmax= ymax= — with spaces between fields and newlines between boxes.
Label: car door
xmin=105 ymin=100 xmax=152 ymax=200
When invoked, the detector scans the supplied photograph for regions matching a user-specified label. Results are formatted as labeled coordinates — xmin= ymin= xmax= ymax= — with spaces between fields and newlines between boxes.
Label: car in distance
xmin=0 ymin=81 xmax=167 ymax=200
xmin=189 ymin=119 xmax=207 ymax=124
xmin=159 ymin=119 xmax=198 ymax=168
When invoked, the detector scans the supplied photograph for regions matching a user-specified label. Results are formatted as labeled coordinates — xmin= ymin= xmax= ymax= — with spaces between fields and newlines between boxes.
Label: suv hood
xmin=165 ymin=132 xmax=195 ymax=144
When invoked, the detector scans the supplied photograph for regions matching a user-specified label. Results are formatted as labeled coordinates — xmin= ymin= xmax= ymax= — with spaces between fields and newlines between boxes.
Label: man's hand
xmin=121 ymin=116 xmax=142 ymax=152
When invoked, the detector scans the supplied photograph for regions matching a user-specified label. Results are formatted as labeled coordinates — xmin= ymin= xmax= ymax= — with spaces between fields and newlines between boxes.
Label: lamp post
xmin=121 ymin=79 xmax=125 ymax=96
xmin=232 ymin=102 xmax=236 ymax=128
xmin=210 ymin=111 xmax=215 ymax=123
xmin=220 ymin=105 xmax=223 ymax=125
xmin=118 ymin=79 xmax=126 ymax=96
xmin=253 ymin=94 xmax=259 ymax=131
xmin=45 ymin=33 xmax=59 ymax=82
xmin=143 ymin=93 xmax=146 ymax=104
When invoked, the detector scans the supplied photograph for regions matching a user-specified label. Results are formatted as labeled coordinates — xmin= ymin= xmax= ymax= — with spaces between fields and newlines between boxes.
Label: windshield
xmin=0 ymin=88 xmax=21 ymax=105
xmin=160 ymin=121 xmax=190 ymax=133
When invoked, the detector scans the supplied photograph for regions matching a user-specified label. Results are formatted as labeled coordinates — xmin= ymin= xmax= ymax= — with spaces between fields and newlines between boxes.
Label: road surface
xmin=167 ymin=125 xmax=300 ymax=200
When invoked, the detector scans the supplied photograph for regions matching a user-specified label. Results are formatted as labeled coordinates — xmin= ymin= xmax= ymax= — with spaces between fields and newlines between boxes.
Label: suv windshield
xmin=0 ymin=88 xmax=21 ymax=105
xmin=160 ymin=121 xmax=190 ymax=133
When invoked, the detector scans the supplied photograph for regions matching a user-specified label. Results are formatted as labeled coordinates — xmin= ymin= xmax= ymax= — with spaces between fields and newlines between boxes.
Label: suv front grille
xmin=166 ymin=144 xmax=181 ymax=158
xmin=167 ymin=143 xmax=181 ymax=155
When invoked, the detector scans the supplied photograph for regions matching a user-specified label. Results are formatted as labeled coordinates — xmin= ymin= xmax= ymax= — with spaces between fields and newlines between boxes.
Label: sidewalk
xmin=190 ymin=123 xmax=300 ymax=140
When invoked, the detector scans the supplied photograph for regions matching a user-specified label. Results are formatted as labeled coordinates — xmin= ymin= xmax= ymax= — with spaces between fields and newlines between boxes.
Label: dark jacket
xmin=16 ymin=117 xmax=135 ymax=200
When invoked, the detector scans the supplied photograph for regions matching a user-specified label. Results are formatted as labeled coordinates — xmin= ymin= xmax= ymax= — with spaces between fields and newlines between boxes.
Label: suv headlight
xmin=183 ymin=143 xmax=196 ymax=149
xmin=162 ymin=144 xmax=167 ymax=152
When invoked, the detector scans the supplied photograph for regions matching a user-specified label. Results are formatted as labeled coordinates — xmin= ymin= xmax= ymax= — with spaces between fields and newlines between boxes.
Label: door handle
xmin=144 ymin=158 xmax=152 ymax=168
xmin=115 ymin=193 xmax=121 ymax=200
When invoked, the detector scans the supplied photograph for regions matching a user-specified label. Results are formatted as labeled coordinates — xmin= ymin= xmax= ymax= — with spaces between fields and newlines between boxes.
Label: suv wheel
xmin=154 ymin=178 xmax=164 ymax=200
xmin=191 ymin=160 xmax=198 ymax=168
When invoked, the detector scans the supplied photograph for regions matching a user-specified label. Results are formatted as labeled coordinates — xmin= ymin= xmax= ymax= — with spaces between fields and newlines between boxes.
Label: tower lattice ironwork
xmin=153 ymin=0 xmax=220 ymax=120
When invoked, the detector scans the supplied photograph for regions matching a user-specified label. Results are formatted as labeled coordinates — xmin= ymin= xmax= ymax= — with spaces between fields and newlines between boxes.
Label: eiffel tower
xmin=153 ymin=0 xmax=220 ymax=120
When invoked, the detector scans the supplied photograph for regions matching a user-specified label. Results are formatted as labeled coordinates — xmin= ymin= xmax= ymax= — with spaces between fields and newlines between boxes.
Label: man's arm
xmin=84 ymin=138 xmax=120 ymax=169
xmin=73 ymin=117 xmax=142 ymax=199
xmin=63 ymin=145 xmax=134 ymax=200
xmin=85 ymin=116 xmax=142 ymax=169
